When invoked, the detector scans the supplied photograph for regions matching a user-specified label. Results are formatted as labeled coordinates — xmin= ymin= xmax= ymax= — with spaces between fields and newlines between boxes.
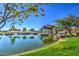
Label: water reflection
xmin=28 ymin=36 xmax=35 ymax=39
xmin=9 ymin=36 xmax=12 ymax=38
xmin=38 ymin=36 xmax=45 ymax=40
xmin=0 ymin=34 xmax=50 ymax=55
xmin=0 ymin=35 xmax=50 ymax=45
xmin=10 ymin=38 xmax=16 ymax=45
xmin=9 ymin=36 xmax=17 ymax=45
xmin=0 ymin=37 xmax=1 ymax=40
xmin=22 ymin=36 xmax=27 ymax=40
xmin=8 ymin=35 xmax=35 ymax=45
xmin=17 ymin=36 xmax=20 ymax=39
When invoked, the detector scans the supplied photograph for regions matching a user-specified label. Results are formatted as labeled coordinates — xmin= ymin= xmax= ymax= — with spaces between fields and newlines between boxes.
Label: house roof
xmin=42 ymin=25 xmax=55 ymax=29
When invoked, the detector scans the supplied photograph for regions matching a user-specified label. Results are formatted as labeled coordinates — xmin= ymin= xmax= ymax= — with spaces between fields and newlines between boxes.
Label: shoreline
xmin=15 ymin=39 xmax=66 ymax=56
xmin=12 ymin=45 xmax=48 ymax=56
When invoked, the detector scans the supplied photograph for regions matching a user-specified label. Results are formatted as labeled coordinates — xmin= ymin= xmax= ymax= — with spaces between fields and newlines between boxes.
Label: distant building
xmin=41 ymin=25 xmax=55 ymax=36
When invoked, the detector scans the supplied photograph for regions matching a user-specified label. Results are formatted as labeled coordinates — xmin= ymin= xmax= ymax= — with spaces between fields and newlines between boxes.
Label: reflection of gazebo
xmin=42 ymin=25 xmax=55 ymax=35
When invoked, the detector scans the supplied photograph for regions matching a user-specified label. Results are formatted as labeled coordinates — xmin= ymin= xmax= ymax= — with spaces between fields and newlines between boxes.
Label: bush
xmin=43 ymin=36 xmax=54 ymax=44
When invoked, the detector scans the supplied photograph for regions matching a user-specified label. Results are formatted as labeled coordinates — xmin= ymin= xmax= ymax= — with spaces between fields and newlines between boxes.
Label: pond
xmin=0 ymin=35 xmax=46 ymax=56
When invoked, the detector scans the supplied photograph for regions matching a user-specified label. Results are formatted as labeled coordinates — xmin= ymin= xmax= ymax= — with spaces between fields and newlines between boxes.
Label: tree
xmin=18 ymin=29 xmax=21 ymax=31
xmin=0 ymin=3 xmax=46 ymax=29
xmin=22 ymin=27 xmax=27 ymax=31
xmin=29 ymin=28 xmax=35 ymax=32
xmin=56 ymin=15 xmax=79 ymax=29
xmin=56 ymin=15 xmax=79 ymax=36
xmin=9 ymin=24 xmax=17 ymax=31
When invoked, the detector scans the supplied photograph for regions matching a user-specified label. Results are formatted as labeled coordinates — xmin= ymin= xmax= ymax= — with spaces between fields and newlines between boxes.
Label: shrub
xmin=43 ymin=36 xmax=54 ymax=44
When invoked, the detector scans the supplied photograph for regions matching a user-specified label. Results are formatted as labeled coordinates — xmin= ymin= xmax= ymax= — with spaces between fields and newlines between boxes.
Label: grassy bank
xmin=19 ymin=37 xmax=79 ymax=56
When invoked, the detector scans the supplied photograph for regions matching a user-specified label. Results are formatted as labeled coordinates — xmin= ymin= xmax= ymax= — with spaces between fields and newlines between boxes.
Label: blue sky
xmin=1 ymin=3 xmax=79 ymax=31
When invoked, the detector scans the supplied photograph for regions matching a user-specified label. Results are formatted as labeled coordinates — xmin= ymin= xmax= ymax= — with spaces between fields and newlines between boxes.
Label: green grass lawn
xmin=19 ymin=37 xmax=79 ymax=56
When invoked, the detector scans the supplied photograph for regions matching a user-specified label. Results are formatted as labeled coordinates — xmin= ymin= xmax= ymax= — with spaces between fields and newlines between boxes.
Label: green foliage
xmin=41 ymin=14 xmax=45 ymax=16
xmin=43 ymin=36 xmax=54 ymax=44
xmin=5 ymin=32 xmax=14 ymax=35
xmin=10 ymin=25 xmax=18 ymax=31
xmin=0 ymin=3 xmax=46 ymax=28
xmin=29 ymin=28 xmax=35 ymax=32
xmin=22 ymin=27 xmax=27 ymax=31
xmin=35 ymin=13 xmax=39 ymax=17
xmin=56 ymin=15 xmax=79 ymax=29
xmin=25 ymin=14 xmax=29 ymax=18
xmin=40 ymin=8 xmax=44 ymax=12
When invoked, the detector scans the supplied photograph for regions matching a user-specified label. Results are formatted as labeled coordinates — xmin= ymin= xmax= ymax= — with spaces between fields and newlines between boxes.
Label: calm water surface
xmin=0 ymin=35 xmax=45 ymax=56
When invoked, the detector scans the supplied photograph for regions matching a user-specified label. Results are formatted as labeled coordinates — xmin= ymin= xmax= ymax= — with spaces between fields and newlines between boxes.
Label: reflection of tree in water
xmin=9 ymin=35 xmax=12 ymax=38
xmin=10 ymin=36 xmax=17 ymax=45
xmin=17 ymin=36 xmax=20 ymax=39
xmin=9 ymin=35 xmax=27 ymax=45
xmin=10 ymin=38 xmax=16 ymax=45
xmin=38 ymin=36 xmax=45 ymax=40
xmin=0 ymin=37 xmax=1 ymax=39
xmin=28 ymin=36 xmax=35 ymax=39
xmin=22 ymin=36 xmax=27 ymax=40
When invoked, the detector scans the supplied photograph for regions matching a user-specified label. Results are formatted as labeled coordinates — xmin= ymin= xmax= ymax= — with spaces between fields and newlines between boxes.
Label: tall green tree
xmin=56 ymin=15 xmax=79 ymax=29
xmin=0 ymin=3 xmax=46 ymax=29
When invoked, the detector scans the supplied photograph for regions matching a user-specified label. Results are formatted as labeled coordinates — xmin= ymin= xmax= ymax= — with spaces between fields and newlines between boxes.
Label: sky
xmin=1 ymin=3 xmax=79 ymax=31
